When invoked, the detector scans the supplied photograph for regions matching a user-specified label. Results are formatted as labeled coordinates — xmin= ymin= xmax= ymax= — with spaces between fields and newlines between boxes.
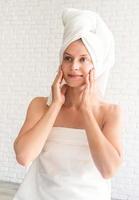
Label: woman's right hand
xmin=51 ymin=67 xmax=68 ymax=106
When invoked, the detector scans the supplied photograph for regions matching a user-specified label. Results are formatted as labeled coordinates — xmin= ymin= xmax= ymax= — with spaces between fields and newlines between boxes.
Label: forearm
xmin=14 ymin=102 xmax=61 ymax=165
xmin=82 ymin=109 xmax=122 ymax=178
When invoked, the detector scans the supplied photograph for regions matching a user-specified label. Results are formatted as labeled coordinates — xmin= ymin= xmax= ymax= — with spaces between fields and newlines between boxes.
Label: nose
xmin=71 ymin=60 xmax=80 ymax=70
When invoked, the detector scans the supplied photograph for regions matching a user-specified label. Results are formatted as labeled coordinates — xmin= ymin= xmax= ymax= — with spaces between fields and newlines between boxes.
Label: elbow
xmin=14 ymin=140 xmax=31 ymax=167
xmin=14 ymin=142 xmax=32 ymax=167
xmin=102 ymin=172 xmax=114 ymax=179
xmin=102 ymin=169 xmax=120 ymax=179
xmin=15 ymin=155 xmax=31 ymax=167
xmin=102 ymin=159 xmax=123 ymax=179
xmin=101 ymin=169 xmax=117 ymax=179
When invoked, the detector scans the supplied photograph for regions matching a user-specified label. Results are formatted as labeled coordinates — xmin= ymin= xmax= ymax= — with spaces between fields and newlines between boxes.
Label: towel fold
xmin=58 ymin=8 xmax=115 ymax=96
xmin=59 ymin=8 xmax=115 ymax=78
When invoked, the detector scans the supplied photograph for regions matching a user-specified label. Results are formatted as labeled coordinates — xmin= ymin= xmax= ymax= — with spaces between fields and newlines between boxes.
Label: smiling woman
xmin=59 ymin=38 xmax=97 ymax=91
xmin=13 ymin=7 xmax=123 ymax=200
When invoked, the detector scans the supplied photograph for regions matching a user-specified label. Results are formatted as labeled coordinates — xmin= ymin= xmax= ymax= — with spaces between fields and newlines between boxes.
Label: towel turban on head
xmin=59 ymin=8 xmax=115 ymax=96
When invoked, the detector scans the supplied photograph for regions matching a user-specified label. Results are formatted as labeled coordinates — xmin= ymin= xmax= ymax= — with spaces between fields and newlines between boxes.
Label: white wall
xmin=0 ymin=0 xmax=139 ymax=200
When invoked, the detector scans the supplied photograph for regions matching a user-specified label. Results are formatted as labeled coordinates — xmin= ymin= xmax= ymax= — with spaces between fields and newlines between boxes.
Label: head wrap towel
xmin=58 ymin=8 xmax=115 ymax=96
xmin=47 ymin=8 xmax=115 ymax=105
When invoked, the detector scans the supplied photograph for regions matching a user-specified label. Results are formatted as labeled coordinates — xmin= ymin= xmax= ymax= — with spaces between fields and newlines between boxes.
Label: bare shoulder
xmin=100 ymin=101 xmax=123 ymax=124
xmin=102 ymin=101 xmax=122 ymax=113
xmin=15 ymin=96 xmax=49 ymax=140
xmin=29 ymin=96 xmax=48 ymax=108
xmin=26 ymin=96 xmax=49 ymax=119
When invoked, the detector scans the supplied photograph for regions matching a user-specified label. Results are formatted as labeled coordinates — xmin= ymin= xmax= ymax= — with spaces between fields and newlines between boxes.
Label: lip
xmin=68 ymin=74 xmax=83 ymax=77
xmin=68 ymin=74 xmax=83 ymax=79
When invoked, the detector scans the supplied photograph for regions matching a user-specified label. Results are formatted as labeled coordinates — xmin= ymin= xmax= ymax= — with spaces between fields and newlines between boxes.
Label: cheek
xmin=61 ymin=65 xmax=67 ymax=74
xmin=60 ymin=66 xmax=68 ymax=80
xmin=82 ymin=67 xmax=92 ymax=76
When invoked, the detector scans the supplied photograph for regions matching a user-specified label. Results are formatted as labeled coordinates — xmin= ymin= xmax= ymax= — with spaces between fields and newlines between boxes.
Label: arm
xmin=81 ymin=104 xmax=124 ymax=179
xmin=14 ymin=97 xmax=62 ymax=167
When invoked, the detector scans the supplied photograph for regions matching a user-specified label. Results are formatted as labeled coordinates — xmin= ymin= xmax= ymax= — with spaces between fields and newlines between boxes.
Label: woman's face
xmin=60 ymin=39 xmax=94 ymax=87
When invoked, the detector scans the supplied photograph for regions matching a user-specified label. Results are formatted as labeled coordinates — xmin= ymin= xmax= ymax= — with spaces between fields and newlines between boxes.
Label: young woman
xmin=13 ymin=8 xmax=123 ymax=200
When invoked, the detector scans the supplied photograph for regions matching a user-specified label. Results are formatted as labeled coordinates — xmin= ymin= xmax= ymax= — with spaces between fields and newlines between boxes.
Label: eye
xmin=63 ymin=56 xmax=72 ymax=62
xmin=80 ymin=57 xmax=88 ymax=62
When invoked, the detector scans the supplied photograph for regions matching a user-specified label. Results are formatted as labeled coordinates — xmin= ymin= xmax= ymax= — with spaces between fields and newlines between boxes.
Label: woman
xmin=13 ymin=8 xmax=123 ymax=200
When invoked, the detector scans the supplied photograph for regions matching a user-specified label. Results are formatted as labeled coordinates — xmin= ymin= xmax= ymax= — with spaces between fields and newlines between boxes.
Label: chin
xmin=66 ymin=81 xmax=85 ymax=89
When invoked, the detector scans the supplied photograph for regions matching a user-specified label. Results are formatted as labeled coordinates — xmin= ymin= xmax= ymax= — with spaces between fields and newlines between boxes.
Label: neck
xmin=63 ymin=85 xmax=102 ymax=110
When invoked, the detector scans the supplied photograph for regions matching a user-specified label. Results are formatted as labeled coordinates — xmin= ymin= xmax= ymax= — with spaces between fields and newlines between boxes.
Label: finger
xmin=55 ymin=66 xmax=61 ymax=76
xmin=53 ymin=69 xmax=63 ymax=85
xmin=90 ymin=69 xmax=93 ymax=86
xmin=85 ymin=73 xmax=90 ymax=89
xmin=86 ymin=72 xmax=90 ymax=85
xmin=57 ymin=68 xmax=62 ymax=76
xmin=58 ymin=70 xmax=63 ymax=83
xmin=61 ymin=84 xmax=68 ymax=94
xmin=93 ymin=67 xmax=96 ymax=80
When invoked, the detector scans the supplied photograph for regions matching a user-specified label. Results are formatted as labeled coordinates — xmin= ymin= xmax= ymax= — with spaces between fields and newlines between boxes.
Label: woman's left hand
xmin=79 ymin=68 xmax=95 ymax=112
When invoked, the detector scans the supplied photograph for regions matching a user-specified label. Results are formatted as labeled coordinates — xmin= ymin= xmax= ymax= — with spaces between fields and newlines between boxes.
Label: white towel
xmin=58 ymin=8 xmax=115 ymax=96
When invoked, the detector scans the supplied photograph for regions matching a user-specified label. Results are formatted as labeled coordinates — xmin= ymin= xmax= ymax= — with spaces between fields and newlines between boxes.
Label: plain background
xmin=0 ymin=0 xmax=139 ymax=200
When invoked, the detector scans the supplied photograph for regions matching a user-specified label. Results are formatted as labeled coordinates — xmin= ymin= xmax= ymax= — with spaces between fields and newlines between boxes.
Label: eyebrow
xmin=64 ymin=52 xmax=88 ymax=57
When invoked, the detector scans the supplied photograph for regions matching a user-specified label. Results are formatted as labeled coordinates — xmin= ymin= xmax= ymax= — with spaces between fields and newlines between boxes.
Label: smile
xmin=68 ymin=74 xmax=83 ymax=79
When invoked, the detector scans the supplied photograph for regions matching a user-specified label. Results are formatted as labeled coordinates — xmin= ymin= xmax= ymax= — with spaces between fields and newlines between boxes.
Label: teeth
xmin=69 ymin=75 xmax=82 ymax=77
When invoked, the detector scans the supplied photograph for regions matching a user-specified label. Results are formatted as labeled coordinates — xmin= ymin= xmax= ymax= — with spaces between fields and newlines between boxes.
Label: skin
xmin=58 ymin=38 xmax=101 ymax=110
xmin=14 ymin=39 xmax=123 ymax=179
xmin=51 ymin=39 xmax=124 ymax=178
xmin=51 ymin=39 xmax=110 ymax=128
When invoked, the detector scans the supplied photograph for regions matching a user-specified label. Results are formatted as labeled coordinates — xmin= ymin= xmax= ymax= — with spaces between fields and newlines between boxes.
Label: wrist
xmin=50 ymin=101 xmax=63 ymax=109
